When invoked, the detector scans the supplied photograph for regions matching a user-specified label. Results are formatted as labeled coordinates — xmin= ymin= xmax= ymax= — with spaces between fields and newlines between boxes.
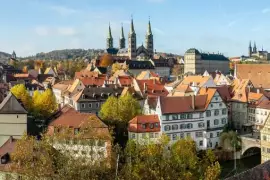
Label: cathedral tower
xmin=253 ymin=41 xmax=257 ymax=53
xmin=145 ymin=18 xmax=154 ymax=58
xmin=249 ymin=41 xmax=252 ymax=57
xmin=106 ymin=23 xmax=113 ymax=48
xmin=128 ymin=17 xmax=137 ymax=59
xmin=119 ymin=24 xmax=125 ymax=49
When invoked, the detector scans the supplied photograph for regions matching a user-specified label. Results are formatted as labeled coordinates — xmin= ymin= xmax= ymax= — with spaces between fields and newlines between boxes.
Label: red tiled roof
xmin=251 ymin=99 xmax=270 ymax=110
xmin=160 ymin=95 xmax=207 ymax=114
xmin=79 ymin=77 xmax=105 ymax=86
xmin=137 ymin=79 xmax=168 ymax=97
xmin=118 ymin=76 xmax=133 ymax=86
xmin=215 ymin=85 xmax=232 ymax=102
xmin=128 ymin=115 xmax=160 ymax=133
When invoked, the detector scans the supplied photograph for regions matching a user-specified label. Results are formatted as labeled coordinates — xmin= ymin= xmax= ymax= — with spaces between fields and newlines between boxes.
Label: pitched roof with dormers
xmin=236 ymin=64 xmax=270 ymax=89
xmin=128 ymin=115 xmax=160 ymax=133
xmin=136 ymin=79 xmax=168 ymax=97
xmin=180 ymin=75 xmax=214 ymax=87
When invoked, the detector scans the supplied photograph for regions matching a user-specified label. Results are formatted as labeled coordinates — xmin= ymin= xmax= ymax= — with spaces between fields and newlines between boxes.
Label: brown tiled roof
xmin=175 ymin=84 xmax=193 ymax=93
xmin=230 ymin=79 xmax=252 ymax=102
xmin=198 ymin=88 xmax=217 ymax=109
xmin=53 ymin=81 xmax=73 ymax=91
xmin=248 ymin=92 xmax=264 ymax=101
xmin=236 ymin=64 xmax=270 ymax=89
xmin=74 ymin=71 xmax=99 ymax=79
xmin=128 ymin=115 xmax=160 ymax=133
xmin=225 ymin=160 xmax=270 ymax=180
xmin=160 ymin=95 xmax=207 ymax=114
xmin=80 ymin=77 xmax=105 ymax=86
xmin=48 ymin=105 xmax=111 ymax=140
xmin=250 ymin=99 xmax=270 ymax=110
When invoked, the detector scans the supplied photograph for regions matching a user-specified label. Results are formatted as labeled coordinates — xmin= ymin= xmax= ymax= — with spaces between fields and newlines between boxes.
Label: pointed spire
xmin=249 ymin=41 xmax=252 ymax=48
xmin=254 ymin=41 xmax=256 ymax=48
xmin=147 ymin=16 xmax=152 ymax=35
xmin=108 ymin=22 xmax=112 ymax=38
xmin=120 ymin=23 xmax=125 ymax=39
xmin=130 ymin=15 xmax=135 ymax=34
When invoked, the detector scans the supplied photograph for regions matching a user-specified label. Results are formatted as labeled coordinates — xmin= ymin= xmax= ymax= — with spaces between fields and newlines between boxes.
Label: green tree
xmin=10 ymin=84 xmax=32 ymax=110
xmin=100 ymin=93 xmax=141 ymax=124
xmin=220 ymin=130 xmax=242 ymax=151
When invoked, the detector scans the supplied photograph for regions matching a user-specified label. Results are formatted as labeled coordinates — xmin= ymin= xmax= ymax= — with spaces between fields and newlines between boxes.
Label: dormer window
xmin=141 ymin=124 xmax=146 ymax=129
xmin=150 ymin=124 xmax=154 ymax=129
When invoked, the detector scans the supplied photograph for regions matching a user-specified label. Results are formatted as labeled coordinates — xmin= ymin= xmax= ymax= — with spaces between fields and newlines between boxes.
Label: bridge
xmin=240 ymin=134 xmax=261 ymax=158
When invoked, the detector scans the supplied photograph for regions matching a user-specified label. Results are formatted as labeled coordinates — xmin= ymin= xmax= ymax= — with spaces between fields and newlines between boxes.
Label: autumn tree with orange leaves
xmin=100 ymin=54 xmax=113 ymax=67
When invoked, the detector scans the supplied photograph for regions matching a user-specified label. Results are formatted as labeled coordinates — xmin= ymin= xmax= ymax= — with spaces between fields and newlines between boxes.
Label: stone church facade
xmin=106 ymin=18 xmax=154 ymax=60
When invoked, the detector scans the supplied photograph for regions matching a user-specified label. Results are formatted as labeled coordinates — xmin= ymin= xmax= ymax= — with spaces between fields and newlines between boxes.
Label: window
xmin=88 ymin=103 xmax=92 ymax=108
xmin=214 ymin=119 xmax=219 ymax=125
xmin=176 ymin=133 xmax=183 ymax=139
xmin=199 ymin=140 xmax=203 ymax=146
xmin=196 ymin=132 xmax=203 ymax=137
xmin=187 ymin=114 xmax=193 ymax=119
xmin=132 ymin=133 xmax=135 ymax=139
xmin=210 ymin=104 xmax=213 ymax=108
xmin=186 ymin=133 xmax=191 ymax=137
xmin=172 ymin=134 xmax=177 ymax=140
xmin=198 ymin=122 xmax=205 ymax=128
xmin=206 ymin=110 xmax=211 ymax=117
xmin=265 ymin=111 xmax=268 ymax=115
xmin=166 ymin=116 xmax=170 ymax=120
xmin=180 ymin=124 xmax=186 ymax=129
xmin=164 ymin=125 xmax=171 ymax=131
xmin=180 ymin=114 xmax=187 ymax=119
xmin=17 ymin=115 xmax=19 ymax=118
xmin=172 ymin=124 xmax=178 ymax=130
xmin=217 ymin=132 xmax=220 ymax=137
xmin=74 ymin=128 xmax=80 ymax=135
xmin=263 ymin=135 xmax=267 ymax=141
xmin=210 ymin=133 xmax=213 ymax=138
xmin=219 ymin=103 xmax=222 ymax=107
xmin=81 ymin=103 xmax=85 ymax=108
xmin=155 ymin=123 xmax=159 ymax=128
xmin=141 ymin=124 xmax=146 ymax=129
xmin=155 ymin=133 xmax=159 ymax=138
xmin=187 ymin=123 xmax=193 ymax=129
xmin=200 ymin=113 xmax=204 ymax=118
xmin=267 ymin=148 xmax=270 ymax=153
xmin=222 ymin=109 xmax=227 ymax=115
xmin=96 ymin=103 xmax=99 ymax=108
xmin=149 ymin=133 xmax=154 ymax=138
xmin=214 ymin=110 xmax=219 ymax=116
xmin=222 ymin=118 xmax=227 ymax=124
xmin=262 ymin=147 xmax=266 ymax=152
xmin=172 ymin=114 xmax=178 ymax=120
xmin=150 ymin=123 xmax=154 ymax=129
xmin=215 ymin=97 xmax=218 ymax=101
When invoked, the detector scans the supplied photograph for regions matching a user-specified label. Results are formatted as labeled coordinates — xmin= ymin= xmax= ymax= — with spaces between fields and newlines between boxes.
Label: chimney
xmin=9 ymin=136 xmax=13 ymax=143
xmin=191 ymin=95 xmax=195 ymax=110
xmin=257 ymin=88 xmax=260 ymax=94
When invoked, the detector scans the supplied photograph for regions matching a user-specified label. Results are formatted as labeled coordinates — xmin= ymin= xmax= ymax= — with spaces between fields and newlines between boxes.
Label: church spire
xmin=120 ymin=23 xmax=125 ymax=39
xmin=119 ymin=23 xmax=126 ymax=49
xmin=130 ymin=16 xmax=135 ymax=34
xmin=106 ymin=23 xmax=113 ymax=48
xmin=147 ymin=17 xmax=152 ymax=35
xmin=253 ymin=41 xmax=257 ymax=53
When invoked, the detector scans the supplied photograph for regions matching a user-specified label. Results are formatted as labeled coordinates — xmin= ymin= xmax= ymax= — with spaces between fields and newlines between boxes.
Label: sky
xmin=1 ymin=0 xmax=270 ymax=57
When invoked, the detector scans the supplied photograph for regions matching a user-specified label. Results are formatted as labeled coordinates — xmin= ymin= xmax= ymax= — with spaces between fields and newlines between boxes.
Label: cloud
xmin=34 ymin=26 xmax=50 ymax=36
xmin=227 ymin=20 xmax=236 ymax=27
xmin=56 ymin=27 xmax=77 ymax=36
xmin=34 ymin=26 xmax=78 ymax=36
xmin=262 ymin=8 xmax=270 ymax=14
xmin=50 ymin=5 xmax=78 ymax=16
xmin=153 ymin=27 xmax=165 ymax=35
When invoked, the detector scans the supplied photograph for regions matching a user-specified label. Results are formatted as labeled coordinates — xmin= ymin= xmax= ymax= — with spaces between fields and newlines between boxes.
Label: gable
xmin=0 ymin=93 xmax=27 ymax=114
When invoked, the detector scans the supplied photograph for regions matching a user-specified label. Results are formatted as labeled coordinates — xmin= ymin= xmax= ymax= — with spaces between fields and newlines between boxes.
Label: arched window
xmin=172 ymin=125 xmax=178 ymax=130
xmin=164 ymin=125 xmax=171 ymax=131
